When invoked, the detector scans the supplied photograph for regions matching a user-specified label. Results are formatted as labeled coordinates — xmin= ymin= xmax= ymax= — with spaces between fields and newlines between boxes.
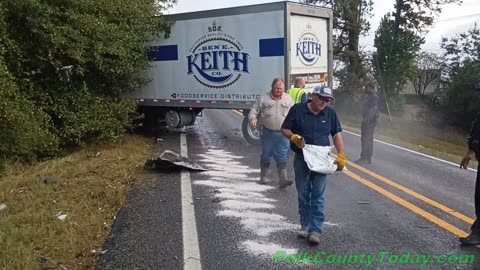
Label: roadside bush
xmin=427 ymin=62 xmax=480 ymax=131
xmin=48 ymin=88 xmax=137 ymax=147
xmin=2 ymin=0 xmax=172 ymax=96
xmin=0 ymin=0 xmax=175 ymax=166
xmin=0 ymin=59 xmax=60 ymax=164
xmin=403 ymin=94 xmax=424 ymax=105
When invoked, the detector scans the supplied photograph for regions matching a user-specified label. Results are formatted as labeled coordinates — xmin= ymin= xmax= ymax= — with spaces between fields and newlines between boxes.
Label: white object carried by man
xmin=302 ymin=144 xmax=345 ymax=175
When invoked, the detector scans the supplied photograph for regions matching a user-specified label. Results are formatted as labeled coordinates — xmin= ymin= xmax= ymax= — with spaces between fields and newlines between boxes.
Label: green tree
xmin=373 ymin=0 xmax=459 ymax=109
xmin=429 ymin=24 xmax=480 ymax=130
xmin=373 ymin=16 xmax=420 ymax=110
xmin=3 ymin=0 xmax=174 ymax=96
xmin=1 ymin=0 xmax=175 ymax=151
xmin=0 ymin=58 xmax=60 ymax=165
xmin=391 ymin=0 xmax=460 ymax=35
xmin=441 ymin=23 xmax=480 ymax=79
xmin=0 ymin=3 xmax=59 ymax=167
xmin=301 ymin=0 xmax=374 ymax=93
xmin=412 ymin=51 xmax=442 ymax=96
xmin=434 ymin=62 xmax=480 ymax=130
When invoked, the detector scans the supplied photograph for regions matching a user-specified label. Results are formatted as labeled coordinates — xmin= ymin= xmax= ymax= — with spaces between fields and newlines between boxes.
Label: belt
xmin=262 ymin=126 xmax=281 ymax=132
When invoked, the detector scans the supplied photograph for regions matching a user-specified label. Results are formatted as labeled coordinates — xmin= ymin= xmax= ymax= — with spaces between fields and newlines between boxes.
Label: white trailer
xmin=132 ymin=1 xmax=333 ymax=143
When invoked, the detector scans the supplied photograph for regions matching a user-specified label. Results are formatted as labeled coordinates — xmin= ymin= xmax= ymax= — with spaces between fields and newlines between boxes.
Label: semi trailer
xmin=131 ymin=1 xmax=333 ymax=144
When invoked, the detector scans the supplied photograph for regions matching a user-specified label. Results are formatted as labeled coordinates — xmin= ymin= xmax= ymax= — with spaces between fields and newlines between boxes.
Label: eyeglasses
xmin=312 ymin=93 xmax=332 ymax=102
xmin=319 ymin=96 xmax=332 ymax=102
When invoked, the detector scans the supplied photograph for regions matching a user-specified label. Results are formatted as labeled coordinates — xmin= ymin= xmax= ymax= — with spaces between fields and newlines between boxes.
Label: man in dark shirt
xmin=281 ymin=85 xmax=347 ymax=245
xmin=459 ymin=79 xmax=480 ymax=245
xmin=356 ymin=83 xmax=379 ymax=164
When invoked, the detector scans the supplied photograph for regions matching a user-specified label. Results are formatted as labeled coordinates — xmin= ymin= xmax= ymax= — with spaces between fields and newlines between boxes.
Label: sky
xmin=167 ymin=0 xmax=480 ymax=54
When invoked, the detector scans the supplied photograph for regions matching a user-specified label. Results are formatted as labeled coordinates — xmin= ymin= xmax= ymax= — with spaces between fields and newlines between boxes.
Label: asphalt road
xmin=97 ymin=109 xmax=480 ymax=270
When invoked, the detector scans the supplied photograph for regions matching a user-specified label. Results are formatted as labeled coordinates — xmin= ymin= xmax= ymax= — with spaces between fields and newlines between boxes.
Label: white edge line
xmin=181 ymin=133 xmax=202 ymax=270
xmin=343 ymin=130 xmax=477 ymax=173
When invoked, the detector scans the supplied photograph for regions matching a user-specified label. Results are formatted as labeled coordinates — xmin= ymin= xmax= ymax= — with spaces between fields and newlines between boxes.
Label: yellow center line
xmin=344 ymin=170 xmax=469 ymax=238
xmin=347 ymin=161 xmax=474 ymax=225
xmin=227 ymin=110 xmax=471 ymax=239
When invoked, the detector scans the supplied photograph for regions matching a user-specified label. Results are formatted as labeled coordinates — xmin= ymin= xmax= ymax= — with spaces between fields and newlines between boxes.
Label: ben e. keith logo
xmin=296 ymin=23 xmax=322 ymax=66
xmin=186 ymin=21 xmax=251 ymax=89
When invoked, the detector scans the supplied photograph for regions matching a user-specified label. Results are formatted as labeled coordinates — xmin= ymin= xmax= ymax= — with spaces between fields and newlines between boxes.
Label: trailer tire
xmin=242 ymin=117 xmax=261 ymax=145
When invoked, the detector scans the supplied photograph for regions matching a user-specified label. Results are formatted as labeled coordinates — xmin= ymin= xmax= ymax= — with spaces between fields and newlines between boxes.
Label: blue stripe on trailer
xmin=259 ymin=38 xmax=284 ymax=57
xmin=147 ymin=45 xmax=179 ymax=61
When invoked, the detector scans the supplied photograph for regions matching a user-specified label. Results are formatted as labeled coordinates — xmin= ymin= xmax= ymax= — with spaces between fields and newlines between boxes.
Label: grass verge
xmin=0 ymin=135 xmax=155 ymax=270
xmin=339 ymin=112 xmax=478 ymax=169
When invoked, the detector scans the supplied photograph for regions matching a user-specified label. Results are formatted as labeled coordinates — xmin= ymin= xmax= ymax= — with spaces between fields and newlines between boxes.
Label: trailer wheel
xmin=241 ymin=117 xmax=261 ymax=145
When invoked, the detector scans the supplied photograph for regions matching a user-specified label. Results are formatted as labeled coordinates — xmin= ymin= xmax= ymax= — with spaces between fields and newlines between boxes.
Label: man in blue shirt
xmin=356 ymin=83 xmax=380 ymax=164
xmin=281 ymin=85 xmax=347 ymax=245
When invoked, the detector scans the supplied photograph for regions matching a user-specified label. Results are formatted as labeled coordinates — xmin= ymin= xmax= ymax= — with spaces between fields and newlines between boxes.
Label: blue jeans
xmin=294 ymin=153 xmax=327 ymax=234
xmin=260 ymin=128 xmax=289 ymax=166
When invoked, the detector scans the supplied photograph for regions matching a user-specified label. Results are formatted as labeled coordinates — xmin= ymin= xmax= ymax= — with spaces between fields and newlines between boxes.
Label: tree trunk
xmin=345 ymin=0 xmax=362 ymax=89
xmin=394 ymin=0 xmax=403 ymax=31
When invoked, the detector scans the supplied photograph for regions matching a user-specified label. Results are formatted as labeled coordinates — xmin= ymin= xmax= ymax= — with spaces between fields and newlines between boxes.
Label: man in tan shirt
xmin=248 ymin=78 xmax=294 ymax=188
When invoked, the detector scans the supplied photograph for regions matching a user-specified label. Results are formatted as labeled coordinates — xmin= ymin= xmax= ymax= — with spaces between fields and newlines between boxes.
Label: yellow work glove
xmin=336 ymin=153 xmax=347 ymax=171
xmin=290 ymin=134 xmax=305 ymax=149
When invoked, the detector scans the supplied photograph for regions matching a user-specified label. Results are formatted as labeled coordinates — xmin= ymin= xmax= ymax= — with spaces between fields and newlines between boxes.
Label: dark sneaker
xmin=460 ymin=233 xmax=480 ymax=245
xmin=307 ymin=233 xmax=321 ymax=245
xmin=297 ymin=226 xmax=308 ymax=239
